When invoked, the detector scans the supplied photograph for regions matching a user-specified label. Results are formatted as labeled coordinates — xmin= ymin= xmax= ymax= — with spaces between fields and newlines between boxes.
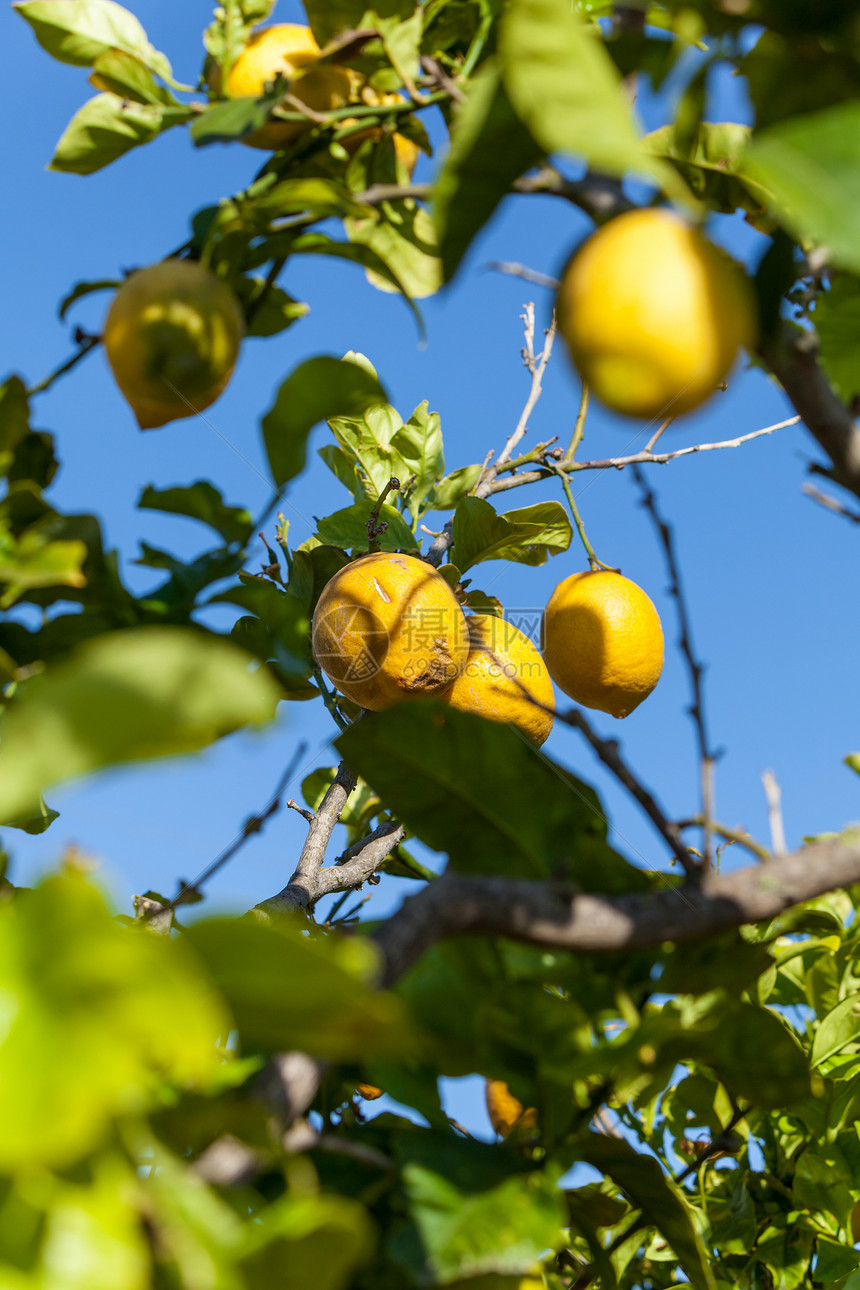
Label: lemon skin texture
xmin=311 ymin=552 xmax=469 ymax=711
xmin=556 ymin=208 xmax=757 ymax=420
xmin=541 ymin=571 xmax=664 ymax=719
xmin=103 ymin=261 xmax=244 ymax=430
xmin=442 ymin=614 xmax=554 ymax=746
xmin=485 ymin=1079 xmax=538 ymax=1139
xmin=224 ymin=24 xmax=352 ymax=150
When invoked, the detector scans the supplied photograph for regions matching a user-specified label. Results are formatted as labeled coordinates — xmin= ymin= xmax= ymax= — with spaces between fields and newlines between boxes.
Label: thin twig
xmin=273 ymin=761 xmax=359 ymax=911
xmin=27 ymin=331 xmax=101 ymax=397
xmin=561 ymin=708 xmax=698 ymax=878
xmin=762 ymin=770 xmax=787 ymax=857
xmin=367 ymin=476 xmax=400 ymax=550
xmin=633 ymin=466 xmax=716 ymax=871
xmin=549 ymin=462 xmax=616 ymax=572
xmin=158 ymin=743 xmax=309 ymax=918
xmin=565 ymin=383 xmax=590 ymax=460
xmin=486 ymin=261 xmax=560 ymax=289
xmin=802 ymin=481 xmax=860 ymax=523
xmin=677 ymin=818 xmax=769 ymax=863
xmin=644 ymin=416 xmax=675 ymax=453
xmin=490 ymin=417 xmax=800 ymax=493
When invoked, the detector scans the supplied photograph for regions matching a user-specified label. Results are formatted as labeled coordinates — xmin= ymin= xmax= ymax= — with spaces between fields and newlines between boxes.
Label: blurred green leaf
xmin=14 ymin=0 xmax=175 ymax=81
xmin=0 ymin=377 xmax=32 ymax=464
xmin=187 ymin=917 xmax=411 ymax=1060
xmin=500 ymin=0 xmax=662 ymax=181
xmin=338 ymin=702 xmax=648 ymax=888
xmin=316 ymin=501 xmax=419 ymax=552
xmin=261 ymin=355 xmax=388 ymax=488
xmin=0 ymin=515 xmax=87 ymax=608
xmin=286 ymin=233 xmax=425 ymax=333
xmin=453 ymin=496 xmax=571 ymax=571
xmin=212 ymin=576 xmax=312 ymax=678
xmin=39 ymin=1157 xmax=151 ymax=1290
xmin=50 ymin=94 xmax=190 ymax=175
xmin=0 ymin=872 xmax=227 ymax=1168
xmin=580 ymin=1135 xmax=715 ymax=1290
xmin=138 ymin=481 xmax=254 ymax=545
xmin=811 ymin=992 xmax=860 ymax=1068
xmin=58 ymin=277 xmax=120 ymax=321
xmin=814 ymin=277 xmax=860 ymax=404
xmin=347 ymin=203 xmax=442 ymax=300
xmin=435 ymin=61 xmax=542 ymax=282
xmin=190 ymin=83 xmax=289 ymax=147
xmin=745 ymin=103 xmax=860 ymax=273
xmin=239 ymin=281 xmax=309 ymax=338
xmin=1 ymin=794 xmax=59 ymax=836
xmin=241 ymin=1192 xmax=374 ymax=1290
xmin=89 ymin=47 xmax=179 ymax=104
xmin=642 ymin=122 xmax=772 ymax=222
xmin=391 ymin=1133 xmax=565 ymax=1282
xmin=0 ymin=627 xmax=280 ymax=822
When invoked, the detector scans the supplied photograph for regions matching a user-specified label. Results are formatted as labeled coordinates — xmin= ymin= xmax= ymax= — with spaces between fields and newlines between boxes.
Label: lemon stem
xmin=27 ymin=331 xmax=101 ymax=397
xmin=552 ymin=464 xmax=617 ymax=573
xmin=367 ymin=477 xmax=401 ymax=552
xmin=565 ymin=382 xmax=590 ymax=461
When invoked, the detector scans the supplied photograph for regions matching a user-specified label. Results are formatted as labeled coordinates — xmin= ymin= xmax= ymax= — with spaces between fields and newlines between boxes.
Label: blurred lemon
xmin=556 ymin=207 xmax=757 ymax=419
xmin=485 ymin=1079 xmax=538 ymax=1139
xmin=103 ymin=261 xmax=243 ymax=430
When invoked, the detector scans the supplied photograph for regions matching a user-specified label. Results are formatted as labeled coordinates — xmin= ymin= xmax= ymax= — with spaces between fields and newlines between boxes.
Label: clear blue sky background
xmin=3 ymin=1 xmax=858 ymax=1134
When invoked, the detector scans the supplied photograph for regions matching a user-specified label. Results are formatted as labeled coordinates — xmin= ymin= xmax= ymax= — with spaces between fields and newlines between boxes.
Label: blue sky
xmin=3 ymin=0 xmax=858 ymax=1133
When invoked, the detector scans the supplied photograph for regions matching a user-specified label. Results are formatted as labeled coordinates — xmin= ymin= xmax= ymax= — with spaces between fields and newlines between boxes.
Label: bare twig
xmin=562 ymin=707 xmax=698 ymax=877
xmin=367 ymin=476 xmax=400 ymax=550
xmin=565 ymin=383 xmax=590 ymax=460
xmin=420 ymin=54 xmax=467 ymax=102
xmin=513 ymin=169 xmax=632 ymax=222
xmin=633 ymin=467 xmax=716 ymax=870
xmin=677 ymin=818 xmax=770 ymax=863
xmin=27 ymin=329 xmax=101 ymax=397
xmin=803 ymin=481 xmax=860 ymax=523
xmin=486 ymin=261 xmax=560 ymax=290
xmin=762 ymin=770 xmax=787 ymax=857
xmin=373 ymin=832 xmax=860 ymax=986
xmin=141 ymin=743 xmax=310 ymax=924
xmin=270 ymin=761 xmax=358 ymax=912
xmin=490 ymin=417 xmax=800 ymax=494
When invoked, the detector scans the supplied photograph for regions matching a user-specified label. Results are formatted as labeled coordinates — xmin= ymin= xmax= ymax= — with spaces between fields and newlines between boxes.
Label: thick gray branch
xmin=373 ymin=834 xmax=860 ymax=986
xmin=271 ymin=762 xmax=357 ymax=912
xmin=316 ymin=822 xmax=407 ymax=898
xmin=763 ymin=329 xmax=860 ymax=499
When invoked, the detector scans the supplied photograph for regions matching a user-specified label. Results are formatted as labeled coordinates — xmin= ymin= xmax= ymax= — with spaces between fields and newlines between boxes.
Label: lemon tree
xmin=6 ymin=1 xmax=860 ymax=1289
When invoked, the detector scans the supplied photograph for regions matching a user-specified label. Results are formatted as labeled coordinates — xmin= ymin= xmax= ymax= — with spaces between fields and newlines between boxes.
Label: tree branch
xmin=269 ymin=761 xmax=358 ymax=911
xmin=762 ymin=328 xmax=860 ymax=501
xmin=374 ymin=833 xmax=860 ymax=986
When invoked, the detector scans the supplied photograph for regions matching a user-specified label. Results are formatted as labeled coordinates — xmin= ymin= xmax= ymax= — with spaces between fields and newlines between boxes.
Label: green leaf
xmin=391 ymin=1134 xmax=566 ymax=1282
xmin=0 ymin=515 xmax=87 ymax=608
xmin=500 ymin=0 xmax=663 ymax=181
xmin=346 ymin=202 xmax=442 ymax=301
xmin=287 ymin=233 xmax=425 ymax=333
xmin=0 ymin=627 xmax=281 ymax=822
xmin=89 ymin=47 xmax=179 ymax=104
xmin=744 ymin=103 xmax=860 ymax=273
xmin=58 ymin=277 xmax=120 ymax=321
xmin=337 ymin=702 xmax=648 ymax=888
xmin=391 ymin=401 xmax=445 ymax=516
xmin=316 ymin=501 xmax=419 ymax=552
xmin=138 ymin=481 xmax=254 ymax=545
xmin=241 ymin=1192 xmax=374 ymax=1290
xmin=187 ymin=918 xmax=411 ymax=1060
xmin=1 ymin=794 xmax=60 ymax=835
xmin=49 ymin=93 xmax=190 ymax=176
xmin=328 ymin=403 xmax=411 ymax=499
xmin=428 ymin=464 xmax=482 ymax=510
xmin=261 ymin=355 xmax=388 ymax=488
xmin=641 ymin=121 xmax=773 ymax=222
xmin=580 ymin=1136 xmax=715 ymax=1290
xmin=39 ymin=1157 xmax=151 ymax=1290
xmin=813 ymin=277 xmax=860 ymax=404
xmin=212 ymin=577 xmax=312 ymax=678
xmin=14 ymin=0 xmax=175 ymax=81
xmin=190 ymin=82 xmax=285 ymax=147
xmin=792 ymin=1143 xmax=855 ymax=1228
xmin=0 ymin=871 xmax=227 ymax=1168
xmin=435 ymin=61 xmax=543 ymax=282
xmin=452 ymin=496 xmax=571 ymax=571
xmin=811 ymin=992 xmax=860 ymax=1068
xmin=0 ymin=376 xmax=32 ymax=462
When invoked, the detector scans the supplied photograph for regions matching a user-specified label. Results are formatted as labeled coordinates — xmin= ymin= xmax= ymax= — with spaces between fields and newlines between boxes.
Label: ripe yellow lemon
xmin=356 ymin=1082 xmax=384 ymax=1100
xmin=485 ymin=1079 xmax=538 ymax=1139
xmin=442 ymin=615 xmax=554 ymax=746
xmin=541 ymin=571 xmax=664 ymax=718
xmin=556 ymin=208 xmax=757 ymax=419
xmin=311 ymin=552 xmax=469 ymax=711
xmin=222 ymin=24 xmax=352 ymax=150
xmin=103 ymin=261 xmax=244 ymax=430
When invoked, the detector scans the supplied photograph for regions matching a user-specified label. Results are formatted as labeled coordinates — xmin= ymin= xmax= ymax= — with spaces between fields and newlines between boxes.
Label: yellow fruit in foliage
xmin=342 ymin=89 xmax=420 ymax=175
xmin=223 ymin=23 xmax=352 ymax=150
xmin=541 ymin=571 xmax=663 ymax=719
xmin=311 ymin=552 xmax=469 ymax=711
xmin=103 ymin=261 xmax=243 ymax=430
xmin=442 ymin=615 xmax=554 ymax=746
xmin=486 ymin=1080 xmax=538 ymax=1139
xmin=556 ymin=208 xmax=757 ymax=419
xmin=356 ymin=1083 xmax=384 ymax=1100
